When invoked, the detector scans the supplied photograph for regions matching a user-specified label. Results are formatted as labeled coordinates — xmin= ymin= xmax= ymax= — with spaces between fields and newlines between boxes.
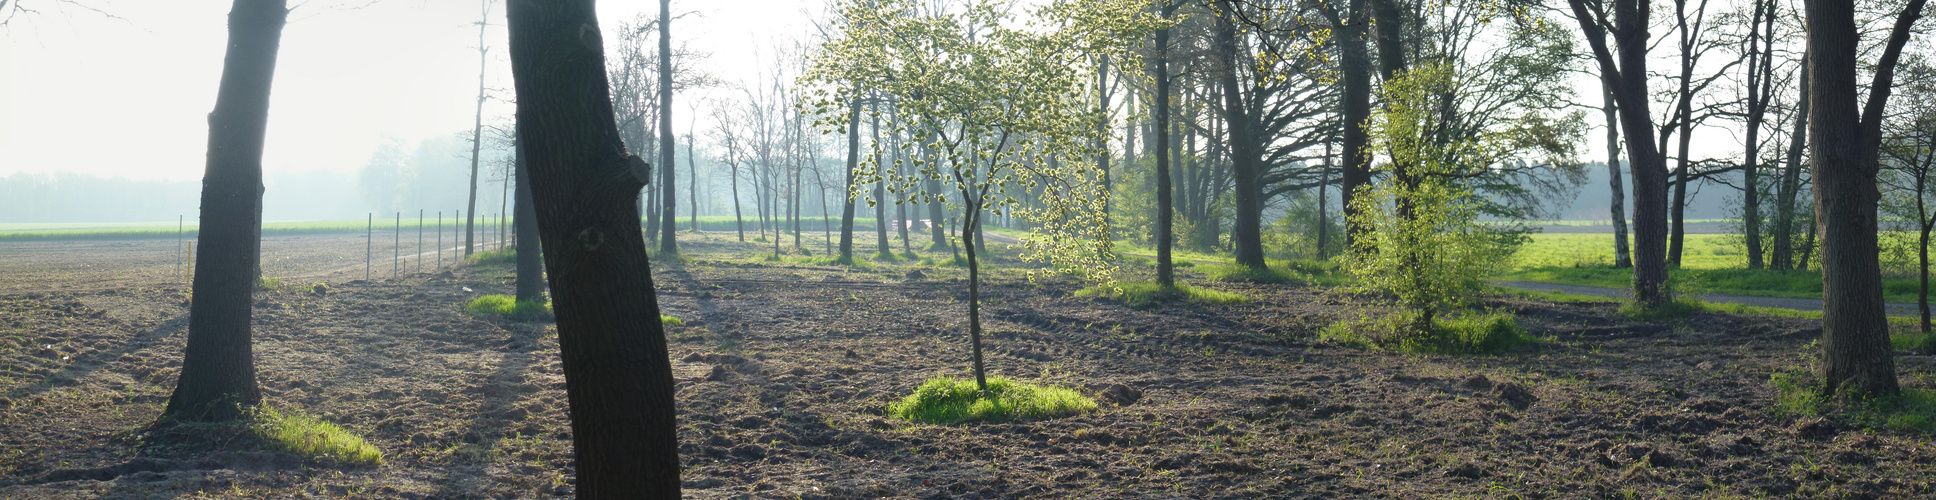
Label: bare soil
xmin=2 ymin=232 xmax=1934 ymax=498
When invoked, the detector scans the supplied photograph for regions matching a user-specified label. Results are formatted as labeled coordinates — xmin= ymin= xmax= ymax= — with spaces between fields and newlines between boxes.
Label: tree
xmin=1601 ymin=75 xmax=1633 ymax=268
xmin=808 ymin=0 xmax=1144 ymax=390
xmin=164 ymin=0 xmax=285 ymax=422
xmin=1567 ymin=0 xmax=1673 ymax=306
xmin=1881 ymin=60 xmax=1936 ymax=333
xmin=657 ymin=0 xmax=677 ymax=254
xmin=513 ymin=127 xmax=542 ymax=304
xmin=463 ymin=0 xmax=493 ymax=257
xmin=1150 ymin=0 xmax=1179 ymax=287
xmin=1806 ymin=0 xmax=1925 ymax=397
xmin=504 ymin=0 xmax=681 ymax=493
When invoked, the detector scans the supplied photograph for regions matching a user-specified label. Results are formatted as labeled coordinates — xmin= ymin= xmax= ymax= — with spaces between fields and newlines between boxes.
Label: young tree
xmin=505 ymin=0 xmax=681 ymax=493
xmin=1806 ymin=0 xmax=1925 ymax=397
xmin=808 ymin=0 xmax=1145 ymax=390
xmin=164 ymin=0 xmax=285 ymax=422
xmin=462 ymin=0 xmax=492 ymax=257
xmin=1881 ymin=61 xmax=1936 ymax=332
xmin=656 ymin=0 xmax=678 ymax=254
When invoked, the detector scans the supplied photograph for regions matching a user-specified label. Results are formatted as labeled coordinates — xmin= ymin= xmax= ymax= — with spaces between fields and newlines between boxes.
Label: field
xmin=1506 ymin=232 xmax=1935 ymax=305
xmin=3 ymin=231 xmax=1936 ymax=497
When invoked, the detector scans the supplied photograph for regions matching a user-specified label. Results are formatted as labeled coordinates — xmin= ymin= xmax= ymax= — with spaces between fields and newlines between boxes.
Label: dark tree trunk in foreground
xmin=1807 ymin=0 xmax=1923 ymax=397
xmin=505 ymin=0 xmax=681 ymax=495
xmin=165 ymin=0 xmax=285 ymax=422
xmin=1568 ymin=0 xmax=1672 ymax=306
xmin=657 ymin=0 xmax=677 ymax=255
xmin=839 ymin=97 xmax=861 ymax=263
xmin=1335 ymin=0 xmax=1371 ymax=249
xmin=1152 ymin=8 xmax=1175 ymax=287
xmin=1603 ymin=76 xmax=1632 ymax=268
xmin=514 ymin=131 xmax=543 ymax=304
xmin=1214 ymin=1 xmax=1266 ymax=269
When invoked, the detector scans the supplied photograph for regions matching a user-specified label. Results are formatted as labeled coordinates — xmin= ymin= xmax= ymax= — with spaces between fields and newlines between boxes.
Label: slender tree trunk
xmin=871 ymin=102 xmax=890 ymax=256
xmin=657 ymin=0 xmax=677 ymax=254
xmin=514 ymin=128 xmax=543 ymax=304
xmin=839 ymin=97 xmax=860 ymax=263
xmin=1604 ymin=75 xmax=1633 ymax=268
xmin=1153 ymin=14 xmax=1175 ymax=287
xmin=506 ymin=0 xmax=682 ymax=493
xmin=689 ymin=132 xmax=699 ymax=232
xmin=1670 ymin=108 xmax=1692 ymax=267
xmin=1743 ymin=0 xmax=1772 ymax=269
xmin=962 ymin=194 xmax=987 ymax=391
xmin=164 ymin=0 xmax=285 ymax=422
xmin=1774 ymin=50 xmax=1812 ymax=271
xmin=1922 ymin=198 xmax=1931 ymax=333
xmin=731 ymin=164 xmax=746 ymax=242
xmin=463 ymin=5 xmax=489 ymax=257
xmin=1569 ymin=0 xmax=1673 ymax=305
xmin=1317 ymin=142 xmax=1331 ymax=260
xmin=1097 ymin=54 xmax=1113 ymax=229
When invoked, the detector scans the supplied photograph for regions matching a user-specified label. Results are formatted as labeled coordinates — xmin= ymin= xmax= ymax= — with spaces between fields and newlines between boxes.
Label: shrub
xmin=252 ymin=406 xmax=383 ymax=466
xmin=888 ymin=376 xmax=1097 ymax=425
xmin=465 ymin=294 xmax=550 ymax=321
xmin=1322 ymin=310 xmax=1534 ymax=354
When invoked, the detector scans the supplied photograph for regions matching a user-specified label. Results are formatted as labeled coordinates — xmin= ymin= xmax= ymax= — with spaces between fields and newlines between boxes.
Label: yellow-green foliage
xmin=1323 ymin=310 xmax=1535 ymax=354
xmin=252 ymin=406 xmax=383 ymax=466
xmin=465 ymin=294 xmax=550 ymax=321
xmin=660 ymin=314 xmax=684 ymax=326
xmin=889 ymin=376 xmax=1097 ymax=425
xmin=1075 ymin=281 xmax=1247 ymax=308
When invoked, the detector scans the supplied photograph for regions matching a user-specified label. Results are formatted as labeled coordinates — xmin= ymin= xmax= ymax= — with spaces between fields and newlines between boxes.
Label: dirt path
xmin=1495 ymin=280 xmax=1922 ymax=316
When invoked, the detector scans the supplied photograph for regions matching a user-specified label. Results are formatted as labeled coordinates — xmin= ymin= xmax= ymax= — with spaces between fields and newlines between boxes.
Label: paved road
xmin=1495 ymin=280 xmax=1922 ymax=317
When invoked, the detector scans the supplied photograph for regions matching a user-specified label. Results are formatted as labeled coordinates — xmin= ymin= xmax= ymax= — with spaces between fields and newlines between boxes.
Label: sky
xmin=0 ymin=0 xmax=828 ymax=182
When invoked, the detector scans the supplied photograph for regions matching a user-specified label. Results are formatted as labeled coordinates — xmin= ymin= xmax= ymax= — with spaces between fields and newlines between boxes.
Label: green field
xmin=1504 ymin=232 xmax=1931 ymax=304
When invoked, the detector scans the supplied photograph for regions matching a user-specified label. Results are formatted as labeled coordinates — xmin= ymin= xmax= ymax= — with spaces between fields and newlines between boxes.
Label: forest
xmin=2 ymin=0 xmax=1935 ymax=497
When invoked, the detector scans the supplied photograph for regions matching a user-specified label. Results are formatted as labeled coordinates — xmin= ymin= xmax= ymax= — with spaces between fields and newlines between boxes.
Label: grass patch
xmin=255 ymin=277 xmax=284 ymax=292
xmin=1321 ymin=310 xmax=1536 ymax=354
xmin=661 ymin=314 xmax=684 ymax=326
xmin=1205 ymin=263 xmax=1298 ymax=284
xmin=888 ymin=376 xmax=1097 ymax=425
xmin=252 ymin=406 xmax=384 ymax=466
xmin=1772 ymin=371 xmax=1936 ymax=433
xmin=1075 ymin=281 xmax=1248 ymax=308
xmin=465 ymin=294 xmax=550 ymax=321
xmin=1500 ymin=262 xmax=1930 ymax=304
xmin=465 ymin=249 xmax=516 ymax=266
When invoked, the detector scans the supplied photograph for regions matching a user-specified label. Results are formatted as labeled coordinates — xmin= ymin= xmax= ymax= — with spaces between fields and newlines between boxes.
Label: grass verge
xmin=888 ymin=376 xmax=1097 ymax=425
xmin=464 ymin=249 xmax=516 ymax=266
xmin=1321 ymin=310 xmax=1536 ymax=354
xmin=1075 ymin=281 xmax=1248 ymax=308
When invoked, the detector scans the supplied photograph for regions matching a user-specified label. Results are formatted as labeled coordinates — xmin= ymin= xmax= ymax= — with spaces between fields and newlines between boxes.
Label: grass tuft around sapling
xmin=888 ymin=376 xmax=1096 ymax=425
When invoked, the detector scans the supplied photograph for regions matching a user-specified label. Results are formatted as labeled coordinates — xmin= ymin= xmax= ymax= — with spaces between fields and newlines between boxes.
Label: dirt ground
xmin=2 ymin=231 xmax=1934 ymax=498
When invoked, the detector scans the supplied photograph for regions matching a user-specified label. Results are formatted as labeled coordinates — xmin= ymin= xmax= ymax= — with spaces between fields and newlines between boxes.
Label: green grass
xmin=661 ymin=314 xmax=684 ymax=326
xmin=1321 ymin=310 xmax=1536 ymax=354
xmin=888 ymin=376 xmax=1097 ymax=425
xmin=1075 ymin=281 xmax=1249 ymax=308
xmin=1772 ymin=371 xmax=1936 ymax=433
xmin=464 ymin=249 xmax=516 ymax=266
xmin=1489 ymin=286 xmax=1618 ymax=304
xmin=251 ymin=406 xmax=383 ymax=466
xmin=465 ymin=295 xmax=550 ymax=321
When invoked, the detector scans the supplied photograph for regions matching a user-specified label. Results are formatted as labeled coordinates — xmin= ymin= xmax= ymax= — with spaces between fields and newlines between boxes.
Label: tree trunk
xmin=1773 ymin=49 xmax=1811 ymax=271
xmin=689 ymin=132 xmax=699 ymax=232
xmin=1809 ymin=0 xmax=1925 ymax=396
xmin=731 ymin=163 xmax=746 ymax=242
xmin=164 ymin=0 xmax=284 ymax=422
xmin=463 ymin=6 xmax=489 ymax=258
xmin=506 ymin=0 xmax=682 ymax=494
xmin=657 ymin=0 xmax=677 ymax=254
xmin=1214 ymin=1 xmax=1266 ymax=269
xmin=1097 ymin=54 xmax=1113 ymax=229
xmin=871 ymin=102 xmax=890 ymax=256
xmin=1568 ymin=0 xmax=1672 ymax=305
xmin=1153 ymin=13 xmax=1175 ymax=287
xmin=514 ymin=129 xmax=543 ymax=304
xmin=963 ymin=194 xmax=988 ymax=391
xmin=839 ymin=97 xmax=860 ymax=263
xmin=1337 ymin=0 xmax=1371 ymax=250
xmin=1603 ymin=75 xmax=1633 ymax=268
xmin=1742 ymin=0 xmax=1773 ymax=269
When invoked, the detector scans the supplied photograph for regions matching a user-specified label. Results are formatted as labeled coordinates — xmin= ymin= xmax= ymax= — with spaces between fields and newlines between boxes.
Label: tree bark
xmin=1567 ymin=0 xmax=1672 ymax=305
xmin=657 ymin=0 xmax=677 ymax=254
xmin=505 ymin=0 xmax=682 ymax=494
xmin=1337 ymin=0 xmax=1371 ymax=250
xmin=514 ymin=129 xmax=543 ymax=304
xmin=1214 ymin=0 xmax=1265 ymax=269
xmin=1603 ymin=75 xmax=1632 ymax=268
xmin=1808 ymin=0 xmax=1923 ymax=397
xmin=839 ymin=97 xmax=860 ymax=263
xmin=1742 ymin=0 xmax=1773 ymax=269
xmin=1773 ymin=49 xmax=1811 ymax=271
xmin=731 ymin=163 xmax=746 ymax=242
xmin=164 ymin=0 xmax=285 ymax=422
xmin=1153 ymin=9 xmax=1175 ymax=287
xmin=963 ymin=194 xmax=988 ymax=391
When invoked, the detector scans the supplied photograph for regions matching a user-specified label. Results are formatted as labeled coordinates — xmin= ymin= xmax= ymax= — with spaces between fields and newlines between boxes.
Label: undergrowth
xmin=1772 ymin=371 xmax=1936 ymax=433
xmin=1074 ymin=281 xmax=1248 ymax=308
xmin=1321 ymin=310 xmax=1536 ymax=354
xmin=1205 ymin=263 xmax=1299 ymax=284
xmin=465 ymin=249 xmax=516 ymax=266
xmin=888 ymin=376 xmax=1097 ymax=425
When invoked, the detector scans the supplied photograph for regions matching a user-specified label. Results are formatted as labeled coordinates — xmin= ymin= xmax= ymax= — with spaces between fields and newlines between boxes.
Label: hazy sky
xmin=1 ymin=0 xmax=827 ymax=182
